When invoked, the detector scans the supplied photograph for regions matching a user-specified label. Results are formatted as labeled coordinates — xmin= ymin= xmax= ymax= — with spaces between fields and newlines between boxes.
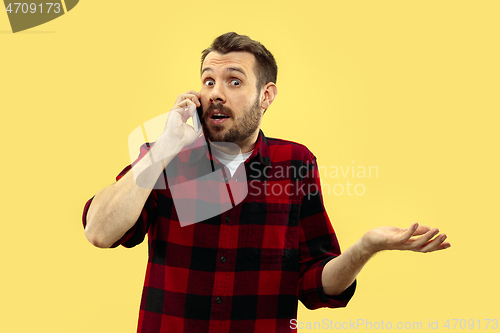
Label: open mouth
xmin=208 ymin=110 xmax=231 ymax=125
xmin=211 ymin=113 xmax=230 ymax=120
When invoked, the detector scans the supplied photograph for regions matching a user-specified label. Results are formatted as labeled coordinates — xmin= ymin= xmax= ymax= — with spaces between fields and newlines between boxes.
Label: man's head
xmin=201 ymin=32 xmax=278 ymax=91
xmin=199 ymin=32 xmax=278 ymax=152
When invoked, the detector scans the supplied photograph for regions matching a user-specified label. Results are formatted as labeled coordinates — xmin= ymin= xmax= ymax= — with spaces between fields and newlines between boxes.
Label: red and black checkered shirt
xmin=82 ymin=130 xmax=356 ymax=333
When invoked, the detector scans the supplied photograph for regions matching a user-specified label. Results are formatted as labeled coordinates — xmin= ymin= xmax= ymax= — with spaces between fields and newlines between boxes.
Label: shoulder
xmin=265 ymin=136 xmax=317 ymax=163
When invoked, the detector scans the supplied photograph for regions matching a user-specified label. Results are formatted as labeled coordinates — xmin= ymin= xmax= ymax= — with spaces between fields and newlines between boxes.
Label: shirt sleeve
xmin=297 ymin=155 xmax=356 ymax=309
xmin=81 ymin=142 xmax=158 ymax=248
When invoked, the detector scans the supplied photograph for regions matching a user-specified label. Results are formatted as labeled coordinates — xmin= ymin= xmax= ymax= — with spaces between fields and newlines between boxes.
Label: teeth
xmin=212 ymin=112 xmax=229 ymax=120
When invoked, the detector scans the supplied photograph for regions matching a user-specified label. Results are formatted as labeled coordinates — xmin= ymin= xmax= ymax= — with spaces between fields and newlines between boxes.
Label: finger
xmin=185 ymin=94 xmax=201 ymax=107
xmin=399 ymin=223 xmax=419 ymax=242
xmin=175 ymin=99 xmax=196 ymax=108
xmin=184 ymin=90 xmax=201 ymax=98
xmin=409 ymin=228 xmax=440 ymax=248
xmin=436 ymin=241 xmax=451 ymax=251
xmin=175 ymin=91 xmax=201 ymax=106
xmin=418 ymin=233 xmax=448 ymax=253
xmin=175 ymin=95 xmax=200 ymax=107
xmin=413 ymin=225 xmax=432 ymax=236
xmin=172 ymin=100 xmax=196 ymax=122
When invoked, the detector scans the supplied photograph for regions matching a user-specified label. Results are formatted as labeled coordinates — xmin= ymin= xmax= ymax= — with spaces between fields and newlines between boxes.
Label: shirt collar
xmin=247 ymin=130 xmax=271 ymax=166
xmin=186 ymin=130 xmax=271 ymax=166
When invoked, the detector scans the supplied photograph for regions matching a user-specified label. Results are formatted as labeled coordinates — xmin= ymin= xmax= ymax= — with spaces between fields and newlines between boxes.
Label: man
xmin=82 ymin=32 xmax=450 ymax=333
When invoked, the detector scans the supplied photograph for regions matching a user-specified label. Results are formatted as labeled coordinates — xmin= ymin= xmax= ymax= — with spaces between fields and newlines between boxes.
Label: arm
xmin=321 ymin=222 xmax=451 ymax=295
xmin=85 ymin=144 xmax=173 ymax=248
xmin=84 ymin=91 xmax=202 ymax=248
xmin=297 ymin=155 xmax=356 ymax=309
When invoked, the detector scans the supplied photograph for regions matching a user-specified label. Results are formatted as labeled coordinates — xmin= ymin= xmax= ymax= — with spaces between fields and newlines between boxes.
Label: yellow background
xmin=1 ymin=1 xmax=498 ymax=332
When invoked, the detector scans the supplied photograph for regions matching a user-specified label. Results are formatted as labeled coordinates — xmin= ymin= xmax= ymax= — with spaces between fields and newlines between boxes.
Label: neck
xmin=209 ymin=130 xmax=259 ymax=155
xmin=238 ymin=130 xmax=259 ymax=153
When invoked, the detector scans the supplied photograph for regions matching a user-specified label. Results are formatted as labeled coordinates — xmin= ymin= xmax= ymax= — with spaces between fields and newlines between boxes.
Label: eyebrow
xmin=201 ymin=67 xmax=247 ymax=77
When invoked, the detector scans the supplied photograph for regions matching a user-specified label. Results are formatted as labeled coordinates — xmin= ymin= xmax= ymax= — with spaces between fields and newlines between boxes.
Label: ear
xmin=260 ymin=83 xmax=278 ymax=112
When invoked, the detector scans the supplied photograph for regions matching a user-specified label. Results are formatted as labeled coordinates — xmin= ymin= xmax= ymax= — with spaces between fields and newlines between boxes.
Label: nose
xmin=210 ymin=84 xmax=226 ymax=104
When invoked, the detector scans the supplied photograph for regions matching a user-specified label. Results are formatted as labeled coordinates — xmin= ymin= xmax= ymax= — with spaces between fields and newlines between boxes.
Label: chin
xmin=204 ymin=128 xmax=226 ymax=142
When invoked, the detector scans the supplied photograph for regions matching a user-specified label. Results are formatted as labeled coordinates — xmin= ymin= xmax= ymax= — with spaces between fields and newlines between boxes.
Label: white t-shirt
xmin=210 ymin=147 xmax=253 ymax=177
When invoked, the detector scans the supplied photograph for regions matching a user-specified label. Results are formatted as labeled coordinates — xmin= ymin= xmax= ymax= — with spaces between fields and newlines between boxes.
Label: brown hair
xmin=201 ymin=32 xmax=278 ymax=90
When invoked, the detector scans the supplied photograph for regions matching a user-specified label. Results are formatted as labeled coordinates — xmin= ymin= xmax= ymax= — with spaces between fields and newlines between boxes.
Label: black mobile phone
xmin=194 ymin=102 xmax=202 ymax=133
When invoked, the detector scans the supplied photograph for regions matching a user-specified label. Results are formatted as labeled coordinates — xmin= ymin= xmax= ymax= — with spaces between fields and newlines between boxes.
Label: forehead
xmin=202 ymin=51 xmax=256 ymax=77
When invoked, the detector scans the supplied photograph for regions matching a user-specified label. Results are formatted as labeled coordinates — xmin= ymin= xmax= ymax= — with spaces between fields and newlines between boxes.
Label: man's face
xmin=200 ymin=51 xmax=263 ymax=148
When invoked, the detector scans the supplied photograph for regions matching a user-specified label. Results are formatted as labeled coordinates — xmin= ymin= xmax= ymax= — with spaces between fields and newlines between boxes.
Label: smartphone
xmin=194 ymin=102 xmax=202 ymax=133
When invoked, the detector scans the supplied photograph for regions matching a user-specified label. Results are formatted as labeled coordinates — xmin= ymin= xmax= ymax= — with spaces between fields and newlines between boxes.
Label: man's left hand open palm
xmin=363 ymin=223 xmax=451 ymax=254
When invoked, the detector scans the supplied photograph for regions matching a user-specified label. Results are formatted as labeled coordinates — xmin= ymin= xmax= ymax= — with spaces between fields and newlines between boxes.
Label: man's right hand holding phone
xmin=150 ymin=90 xmax=203 ymax=163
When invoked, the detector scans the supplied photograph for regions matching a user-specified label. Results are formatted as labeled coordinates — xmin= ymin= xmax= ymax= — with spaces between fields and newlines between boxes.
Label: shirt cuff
xmin=81 ymin=195 xmax=139 ymax=248
xmin=317 ymin=256 xmax=357 ymax=304
xmin=299 ymin=256 xmax=357 ymax=309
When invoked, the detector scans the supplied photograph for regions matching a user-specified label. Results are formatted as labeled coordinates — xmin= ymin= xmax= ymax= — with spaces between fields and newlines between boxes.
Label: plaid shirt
xmin=82 ymin=130 xmax=356 ymax=333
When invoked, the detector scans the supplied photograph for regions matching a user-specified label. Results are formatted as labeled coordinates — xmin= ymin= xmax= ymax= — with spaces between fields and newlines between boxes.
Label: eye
xmin=204 ymin=79 xmax=215 ymax=86
xmin=230 ymin=79 xmax=241 ymax=86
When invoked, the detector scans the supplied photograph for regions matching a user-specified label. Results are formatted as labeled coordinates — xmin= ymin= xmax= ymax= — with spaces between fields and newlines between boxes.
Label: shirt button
xmin=235 ymin=178 xmax=238 ymax=182
xmin=216 ymin=297 xmax=222 ymax=304
xmin=225 ymin=216 xmax=231 ymax=223
xmin=220 ymin=256 xmax=226 ymax=263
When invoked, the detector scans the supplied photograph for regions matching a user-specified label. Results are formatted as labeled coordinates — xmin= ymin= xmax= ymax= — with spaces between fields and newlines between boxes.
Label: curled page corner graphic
xmin=4 ymin=0 xmax=79 ymax=33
